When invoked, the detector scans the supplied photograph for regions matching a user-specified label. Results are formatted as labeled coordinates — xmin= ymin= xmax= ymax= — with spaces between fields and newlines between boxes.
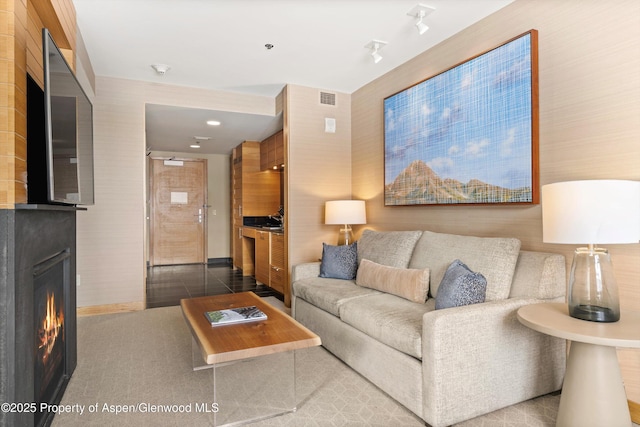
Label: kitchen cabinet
xmin=232 ymin=150 xmax=243 ymax=271
xmin=269 ymin=233 xmax=285 ymax=293
xmin=231 ymin=141 xmax=280 ymax=274
xmin=239 ymin=228 xmax=285 ymax=294
xmin=255 ymin=230 xmax=270 ymax=285
xmin=260 ymin=130 xmax=284 ymax=171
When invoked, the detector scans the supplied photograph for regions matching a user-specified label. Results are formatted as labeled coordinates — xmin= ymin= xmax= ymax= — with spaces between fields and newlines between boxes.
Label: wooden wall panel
xmin=351 ymin=0 xmax=640 ymax=404
xmin=0 ymin=0 xmax=27 ymax=208
xmin=26 ymin=2 xmax=44 ymax=86
xmin=0 ymin=0 xmax=76 ymax=208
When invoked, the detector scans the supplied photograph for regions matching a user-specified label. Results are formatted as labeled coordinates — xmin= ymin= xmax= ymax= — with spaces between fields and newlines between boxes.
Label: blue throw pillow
xmin=319 ymin=242 xmax=358 ymax=280
xmin=435 ymin=259 xmax=487 ymax=310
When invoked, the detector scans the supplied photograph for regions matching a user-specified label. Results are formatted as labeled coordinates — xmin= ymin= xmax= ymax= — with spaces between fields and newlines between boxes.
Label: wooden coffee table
xmin=181 ymin=292 xmax=321 ymax=426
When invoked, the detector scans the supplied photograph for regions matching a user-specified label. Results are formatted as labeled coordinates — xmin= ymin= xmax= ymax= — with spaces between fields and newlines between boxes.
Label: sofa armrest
xmin=291 ymin=262 xmax=321 ymax=283
xmin=421 ymin=298 xmax=566 ymax=427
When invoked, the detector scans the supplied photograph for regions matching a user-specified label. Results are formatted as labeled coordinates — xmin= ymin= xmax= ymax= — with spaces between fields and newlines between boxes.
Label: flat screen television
xmin=27 ymin=28 xmax=94 ymax=206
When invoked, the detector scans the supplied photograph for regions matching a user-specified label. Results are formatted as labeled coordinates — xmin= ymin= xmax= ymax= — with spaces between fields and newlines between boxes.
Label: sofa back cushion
xmin=356 ymin=259 xmax=430 ymax=303
xmin=409 ymin=231 xmax=521 ymax=301
xmin=357 ymin=230 xmax=423 ymax=268
xmin=509 ymin=251 xmax=566 ymax=299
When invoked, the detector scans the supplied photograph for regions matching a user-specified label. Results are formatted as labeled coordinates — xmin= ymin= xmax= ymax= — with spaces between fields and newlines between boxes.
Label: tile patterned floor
xmin=146 ymin=262 xmax=282 ymax=308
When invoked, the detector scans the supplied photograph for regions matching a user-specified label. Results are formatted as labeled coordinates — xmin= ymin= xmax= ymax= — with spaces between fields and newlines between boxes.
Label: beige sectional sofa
xmin=291 ymin=230 xmax=567 ymax=427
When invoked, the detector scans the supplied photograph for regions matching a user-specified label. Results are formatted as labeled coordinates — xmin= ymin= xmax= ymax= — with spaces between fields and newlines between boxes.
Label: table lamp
xmin=542 ymin=180 xmax=640 ymax=322
xmin=325 ymin=200 xmax=367 ymax=245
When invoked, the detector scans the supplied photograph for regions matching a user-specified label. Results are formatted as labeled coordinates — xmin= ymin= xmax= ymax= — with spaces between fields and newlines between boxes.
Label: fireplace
xmin=0 ymin=206 xmax=78 ymax=427
xmin=33 ymin=250 xmax=70 ymax=427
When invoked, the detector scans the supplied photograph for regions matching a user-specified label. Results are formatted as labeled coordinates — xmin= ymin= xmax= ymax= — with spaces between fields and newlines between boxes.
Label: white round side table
xmin=517 ymin=302 xmax=640 ymax=427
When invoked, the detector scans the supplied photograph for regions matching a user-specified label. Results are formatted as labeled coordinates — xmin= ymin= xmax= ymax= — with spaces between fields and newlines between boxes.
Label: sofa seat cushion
xmin=409 ymin=231 xmax=521 ymax=301
xmin=292 ymin=277 xmax=381 ymax=317
xmin=339 ymin=293 xmax=436 ymax=359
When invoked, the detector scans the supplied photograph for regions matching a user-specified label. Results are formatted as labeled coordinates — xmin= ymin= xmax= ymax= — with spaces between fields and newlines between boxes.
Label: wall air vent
xmin=320 ymin=91 xmax=336 ymax=106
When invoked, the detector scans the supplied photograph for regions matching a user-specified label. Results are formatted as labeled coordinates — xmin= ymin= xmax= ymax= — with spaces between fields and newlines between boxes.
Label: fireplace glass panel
xmin=33 ymin=250 xmax=69 ymax=427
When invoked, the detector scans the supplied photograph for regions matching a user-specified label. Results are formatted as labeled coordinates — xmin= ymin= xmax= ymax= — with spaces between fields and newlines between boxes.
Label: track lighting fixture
xmin=415 ymin=12 xmax=429 ymax=35
xmin=365 ymin=40 xmax=387 ymax=64
xmin=151 ymin=64 xmax=170 ymax=75
xmin=407 ymin=4 xmax=435 ymax=35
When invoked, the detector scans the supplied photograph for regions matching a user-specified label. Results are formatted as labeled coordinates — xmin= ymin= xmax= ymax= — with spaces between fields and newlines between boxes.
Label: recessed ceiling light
xmin=206 ymin=120 xmax=221 ymax=126
xmin=193 ymin=136 xmax=211 ymax=140
xmin=190 ymin=143 xmax=200 ymax=149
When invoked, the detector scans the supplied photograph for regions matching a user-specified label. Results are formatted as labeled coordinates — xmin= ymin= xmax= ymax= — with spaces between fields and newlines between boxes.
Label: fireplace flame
xmin=38 ymin=291 xmax=64 ymax=360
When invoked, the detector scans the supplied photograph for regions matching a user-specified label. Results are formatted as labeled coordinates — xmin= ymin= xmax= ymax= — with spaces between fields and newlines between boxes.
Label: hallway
xmin=146 ymin=263 xmax=282 ymax=308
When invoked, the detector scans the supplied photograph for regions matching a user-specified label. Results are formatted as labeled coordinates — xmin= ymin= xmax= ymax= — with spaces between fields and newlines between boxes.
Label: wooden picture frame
xmin=384 ymin=30 xmax=539 ymax=206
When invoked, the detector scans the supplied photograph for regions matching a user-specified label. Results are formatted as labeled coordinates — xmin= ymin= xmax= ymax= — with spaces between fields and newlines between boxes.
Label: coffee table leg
xmin=557 ymin=341 xmax=631 ymax=427
xmin=191 ymin=337 xmax=212 ymax=371
xmin=213 ymin=350 xmax=296 ymax=426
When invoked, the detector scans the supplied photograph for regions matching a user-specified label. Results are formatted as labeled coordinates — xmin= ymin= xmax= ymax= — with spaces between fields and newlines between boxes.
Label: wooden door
xmin=150 ymin=158 xmax=207 ymax=265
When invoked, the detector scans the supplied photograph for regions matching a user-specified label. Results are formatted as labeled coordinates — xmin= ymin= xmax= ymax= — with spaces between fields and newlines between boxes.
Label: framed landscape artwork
xmin=384 ymin=30 xmax=539 ymax=206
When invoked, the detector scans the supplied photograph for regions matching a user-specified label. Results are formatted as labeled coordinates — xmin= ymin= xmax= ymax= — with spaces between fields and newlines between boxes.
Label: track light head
xmin=365 ymin=40 xmax=387 ymax=64
xmin=151 ymin=64 xmax=170 ymax=75
xmin=407 ymin=4 xmax=435 ymax=35
xmin=416 ymin=19 xmax=429 ymax=35
xmin=371 ymin=49 xmax=383 ymax=64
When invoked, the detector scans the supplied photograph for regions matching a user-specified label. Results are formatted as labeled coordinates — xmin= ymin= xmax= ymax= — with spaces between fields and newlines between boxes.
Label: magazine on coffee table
xmin=204 ymin=305 xmax=268 ymax=326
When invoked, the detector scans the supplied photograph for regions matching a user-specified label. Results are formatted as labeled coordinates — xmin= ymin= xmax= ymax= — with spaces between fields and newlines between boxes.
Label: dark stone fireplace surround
xmin=0 ymin=205 xmax=78 ymax=427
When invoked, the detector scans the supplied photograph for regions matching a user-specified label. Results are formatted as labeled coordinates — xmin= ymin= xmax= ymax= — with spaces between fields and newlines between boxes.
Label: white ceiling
xmin=72 ymin=0 xmax=514 ymax=155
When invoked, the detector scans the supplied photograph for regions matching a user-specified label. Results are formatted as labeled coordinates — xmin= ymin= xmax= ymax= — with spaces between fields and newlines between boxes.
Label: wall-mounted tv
xmin=27 ymin=28 xmax=94 ymax=206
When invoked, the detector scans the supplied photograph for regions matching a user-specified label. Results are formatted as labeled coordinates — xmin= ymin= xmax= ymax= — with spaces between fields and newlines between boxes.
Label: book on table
xmin=204 ymin=305 xmax=268 ymax=326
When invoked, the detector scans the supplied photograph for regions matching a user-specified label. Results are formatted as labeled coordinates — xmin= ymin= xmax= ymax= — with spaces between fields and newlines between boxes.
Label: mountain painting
xmin=384 ymin=31 xmax=538 ymax=206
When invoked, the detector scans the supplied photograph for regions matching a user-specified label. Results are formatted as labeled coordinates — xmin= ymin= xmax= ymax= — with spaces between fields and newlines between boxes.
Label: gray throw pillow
xmin=435 ymin=259 xmax=487 ymax=310
xmin=319 ymin=242 xmax=358 ymax=280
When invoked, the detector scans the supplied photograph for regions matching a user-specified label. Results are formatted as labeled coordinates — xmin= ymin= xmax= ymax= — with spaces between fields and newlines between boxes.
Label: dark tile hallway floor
xmin=146 ymin=263 xmax=282 ymax=308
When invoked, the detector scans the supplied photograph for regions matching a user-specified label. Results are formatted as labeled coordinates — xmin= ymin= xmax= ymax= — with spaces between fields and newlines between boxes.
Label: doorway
xmin=149 ymin=158 xmax=207 ymax=266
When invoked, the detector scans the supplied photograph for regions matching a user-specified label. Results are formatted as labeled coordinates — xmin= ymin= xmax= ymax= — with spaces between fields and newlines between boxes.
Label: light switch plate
xmin=325 ymin=117 xmax=336 ymax=133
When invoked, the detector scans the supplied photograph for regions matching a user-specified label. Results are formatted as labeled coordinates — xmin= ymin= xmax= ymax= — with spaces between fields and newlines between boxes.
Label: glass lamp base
xmin=336 ymin=225 xmax=354 ymax=246
xmin=570 ymin=304 xmax=618 ymax=323
xmin=568 ymin=247 xmax=620 ymax=323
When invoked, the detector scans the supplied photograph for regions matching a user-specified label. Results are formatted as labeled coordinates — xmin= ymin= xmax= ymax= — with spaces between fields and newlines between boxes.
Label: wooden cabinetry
xmin=270 ymin=233 xmax=285 ymax=294
xmin=231 ymin=147 xmax=243 ymax=271
xmin=255 ymin=230 xmax=270 ymax=285
xmin=231 ymin=141 xmax=281 ymax=275
xmin=249 ymin=229 xmax=284 ymax=294
xmin=260 ymin=130 xmax=284 ymax=171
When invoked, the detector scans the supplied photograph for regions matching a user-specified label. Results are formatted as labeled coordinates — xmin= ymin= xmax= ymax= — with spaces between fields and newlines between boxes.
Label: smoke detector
xmin=151 ymin=64 xmax=170 ymax=75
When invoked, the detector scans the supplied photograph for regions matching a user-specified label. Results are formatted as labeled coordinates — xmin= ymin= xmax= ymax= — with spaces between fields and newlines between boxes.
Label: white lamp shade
xmin=325 ymin=200 xmax=367 ymax=225
xmin=542 ymin=180 xmax=640 ymax=244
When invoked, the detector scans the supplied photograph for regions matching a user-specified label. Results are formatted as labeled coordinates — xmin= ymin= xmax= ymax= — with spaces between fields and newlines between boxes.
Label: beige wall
xmin=351 ymin=0 xmax=640 ymax=403
xmin=147 ymin=150 xmax=231 ymax=260
xmin=285 ymin=84 xmax=352 ymax=268
xmin=76 ymin=76 xmax=277 ymax=308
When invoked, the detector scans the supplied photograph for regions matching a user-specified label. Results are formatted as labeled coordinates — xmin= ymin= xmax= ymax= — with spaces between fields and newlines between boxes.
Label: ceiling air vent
xmin=320 ymin=91 xmax=336 ymax=106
